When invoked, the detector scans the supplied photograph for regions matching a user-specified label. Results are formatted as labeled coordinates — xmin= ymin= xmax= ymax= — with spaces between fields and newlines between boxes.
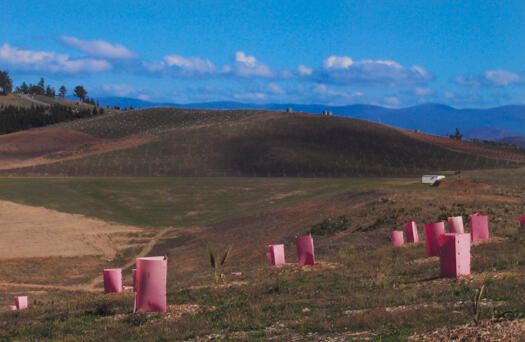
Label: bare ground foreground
xmin=0 ymin=199 xmax=140 ymax=258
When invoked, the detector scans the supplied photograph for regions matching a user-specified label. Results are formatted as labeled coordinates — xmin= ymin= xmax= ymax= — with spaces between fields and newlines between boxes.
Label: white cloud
xmin=143 ymin=51 xmax=275 ymax=79
xmin=163 ymin=55 xmax=216 ymax=74
xmin=267 ymin=82 xmax=285 ymax=94
xmin=484 ymin=69 xmax=521 ymax=86
xmin=298 ymin=65 xmax=312 ymax=76
xmin=455 ymin=69 xmax=521 ymax=87
xmin=0 ymin=43 xmax=111 ymax=73
xmin=233 ymin=92 xmax=267 ymax=101
xmin=311 ymin=83 xmax=365 ymax=105
xmin=60 ymin=35 xmax=137 ymax=59
xmin=102 ymin=84 xmax=136 ymax=97
xmin=142 ymin=55 xmax=216 ymax=78
xmin=230 ymin=51 xmax=274 ymax=78
xmin=383 ymin=96 xmax=400 ymax=107
xmin=415 ymin=87 xmax=433 ymax=96
xmin=323 ymin=56 xmax=353 ymax=69
xmin=311 ymin=56 xmax=431 ymax=86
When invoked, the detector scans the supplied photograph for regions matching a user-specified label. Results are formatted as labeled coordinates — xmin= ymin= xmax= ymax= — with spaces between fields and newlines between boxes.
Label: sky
xmin=0 ymin=1 xmax=523 ymax=107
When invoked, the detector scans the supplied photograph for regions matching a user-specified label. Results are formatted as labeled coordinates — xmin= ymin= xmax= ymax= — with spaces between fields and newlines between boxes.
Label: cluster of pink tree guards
xmin=267 ymin=235 xmax=315 ymax=267
xmin=390 ymin=214 xmax=497 ymax=278
xmin=10 ymin=216 xmax=525 ymax=313
xmin=103 ymin=256 xmax=168 ymax=312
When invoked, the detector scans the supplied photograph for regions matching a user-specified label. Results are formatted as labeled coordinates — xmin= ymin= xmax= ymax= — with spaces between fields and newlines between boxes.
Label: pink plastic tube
xmin=391 ymin=231 xmax=404 ymax=247
xmin=470 ymin=214 xmax=489 ymax=241
xmin=296 ymin=235 xmax=315 ymax=266
xmin=520 ymin=216 xmax=525 ymax=229
xmin=268 ymin=244 xmax=286 ymax=266
xmin=405 ymin=221 xmax=419 ymax=243
xmin=132 ymin=268 xmax=136 ymax=292
xmin=448 ymin=216 xmax=464 ymax=234
xmin=439 ymin=233 xmax=471 ymax=278
xmin=134 ymin=256 xmax=167 ymax=313
xmin=425 ymin=222 xmax=445 ymax=257
xmin=8 ymin=305 xmax=17 ymax=311
xmin=15 ymin=296 xmax=28 ymax=310
xmin=103 ymin=269 xmax=122 ymax=294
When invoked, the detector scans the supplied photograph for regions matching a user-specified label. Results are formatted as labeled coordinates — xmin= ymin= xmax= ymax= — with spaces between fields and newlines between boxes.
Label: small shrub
xmin=125 ymin=312 xmax=149 ymax=326
xmin=310 ymin=216 xmax=349 ymax=236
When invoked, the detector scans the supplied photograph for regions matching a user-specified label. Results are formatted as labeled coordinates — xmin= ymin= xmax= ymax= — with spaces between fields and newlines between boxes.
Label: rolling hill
xmin=0 ymin=106 xmax=523 ymax=177
xmin=96 ymin=97 xmax=525 ymax=139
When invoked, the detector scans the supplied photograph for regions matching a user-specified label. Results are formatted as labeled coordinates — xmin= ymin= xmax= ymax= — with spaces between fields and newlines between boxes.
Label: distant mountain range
xmin=94 ymin=97 xmax=525 ymax=143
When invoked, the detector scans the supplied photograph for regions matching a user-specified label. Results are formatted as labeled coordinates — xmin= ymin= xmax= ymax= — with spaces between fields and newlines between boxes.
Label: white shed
xmin=422 ymin=174 xmax=445 ymax=185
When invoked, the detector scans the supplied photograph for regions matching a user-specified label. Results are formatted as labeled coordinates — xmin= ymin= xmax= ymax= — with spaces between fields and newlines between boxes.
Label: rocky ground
xmin=409 ymin=318 xmax=525 ymax=341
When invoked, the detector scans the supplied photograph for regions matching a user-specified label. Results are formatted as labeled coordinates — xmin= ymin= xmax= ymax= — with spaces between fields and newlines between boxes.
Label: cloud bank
xmin=0 ymin=43 xmax=111 ymax=73
xmin=60 ymin=36 xmax=138 ymax=59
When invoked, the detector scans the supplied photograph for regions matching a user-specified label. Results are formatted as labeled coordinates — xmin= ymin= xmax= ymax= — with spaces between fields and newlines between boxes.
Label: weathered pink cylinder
xmin=439 ymin=233 xmax=471 ymax=278
xmin=8 ymin=305 xmax=17 ymax=311
xmin=470 ymin=214 xmax=489 ymax=241
xmin=448 ymin=216 xmax=464 ymax=234
xmin=132 ymin=268 xmax=137 ymax=291
xmin=405 ymin=221 xmax=419 ymax=243
xmin=520 ymin=216 xmax=525 ymax=229
xmin=296 ymin=235 xmax=315 ymax=266
xmin=134 ymin=256 xmax=167 ymax=313
xmin=268 ymin=244 xmax=286 ymax=266
xmin=103 ymin=268 xmax=122 ymax=294
xmin=391 ymin=231 xmax=404 ymax=247
xmin=15 ymin=296 xmax=28 ymax=310
xmin=425 ymin=222 xmax=445 ymax=257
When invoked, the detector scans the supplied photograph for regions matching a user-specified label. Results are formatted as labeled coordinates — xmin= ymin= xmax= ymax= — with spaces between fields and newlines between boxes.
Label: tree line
xmin=0 ymin=103 xmax=103 ymax=135
xmin=0 ymin=70 xmax=94 ymax=104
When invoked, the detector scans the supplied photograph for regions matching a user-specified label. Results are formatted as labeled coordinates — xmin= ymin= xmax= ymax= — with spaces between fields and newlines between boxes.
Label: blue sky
xmin=1 ymin=1 xmax=523 ymax=107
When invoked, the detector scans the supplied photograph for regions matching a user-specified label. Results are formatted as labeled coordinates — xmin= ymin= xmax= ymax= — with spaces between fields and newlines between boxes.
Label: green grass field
xmin=0 ymin=177 xmax=388 ymax=228
xmin=1 ymin=169 xmax=525 ymax=340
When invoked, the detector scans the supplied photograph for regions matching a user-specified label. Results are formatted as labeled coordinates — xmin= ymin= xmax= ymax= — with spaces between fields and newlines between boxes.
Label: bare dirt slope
xmin=0 ymin=200 xmax=140 ymax=258
xmin=0 ymin=129 xmax=104 ymax=170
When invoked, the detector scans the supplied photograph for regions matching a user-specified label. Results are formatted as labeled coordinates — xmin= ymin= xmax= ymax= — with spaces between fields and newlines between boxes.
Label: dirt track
xmin=0 ymin=200 xmax=140 ymax=259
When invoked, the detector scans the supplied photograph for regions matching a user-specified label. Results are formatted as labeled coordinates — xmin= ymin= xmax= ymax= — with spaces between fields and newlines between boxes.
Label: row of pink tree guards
xmin=267 ymin=235 xmax=315 ymax=267
xmin=103 ymin=256 xmax=168 ymax=312
xmin=11 ymin=217 xmax=525 ymax=312
xmin=391 ymin=214 xmax=496 ymax=278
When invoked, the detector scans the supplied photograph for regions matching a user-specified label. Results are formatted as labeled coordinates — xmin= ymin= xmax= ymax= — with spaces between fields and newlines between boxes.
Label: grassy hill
xmin=0 ymin=107 xmax=523 ymax=177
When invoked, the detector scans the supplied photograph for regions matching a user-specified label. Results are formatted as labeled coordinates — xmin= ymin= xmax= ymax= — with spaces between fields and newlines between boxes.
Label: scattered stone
xmin=409 ymin=318 xmax=525 ymax=341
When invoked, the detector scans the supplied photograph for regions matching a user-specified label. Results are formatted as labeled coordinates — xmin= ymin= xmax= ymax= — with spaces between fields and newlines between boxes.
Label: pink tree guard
xmin=296 ymin=235 xmax=315 ymax=266
xmin=134 ymin=256 xmax=167 ymax=313
xmin=439 ymin=233 xmax=471 ymax=278
xmin=405 ymin=221 xmax=419 ymax=243
xmin=268 ymin=244 xmax=286 ymax=266
xmin=15 ymin=296 xmax=28 ymax=310
xmin=132 ymin=268 xmax=136 ymax=292
xmin=391 ymin=231 xmax=404 ymax=247
xmin=520 ymin=216 xmax=525 ymax=229
xmin=266 ymin=252 xmax=272 ymax=265
xmin=448 ymin=216 xmax=464 ymax=234
xmin=470 ymin=214 xmax=489 ymax=241
xmin=425 ymin=222 xmax=445 ymax=257
xmin=9 ymin=305 xmax=17 ymax=311
xmin=103 ymin=268 xmax=123 ymax=294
